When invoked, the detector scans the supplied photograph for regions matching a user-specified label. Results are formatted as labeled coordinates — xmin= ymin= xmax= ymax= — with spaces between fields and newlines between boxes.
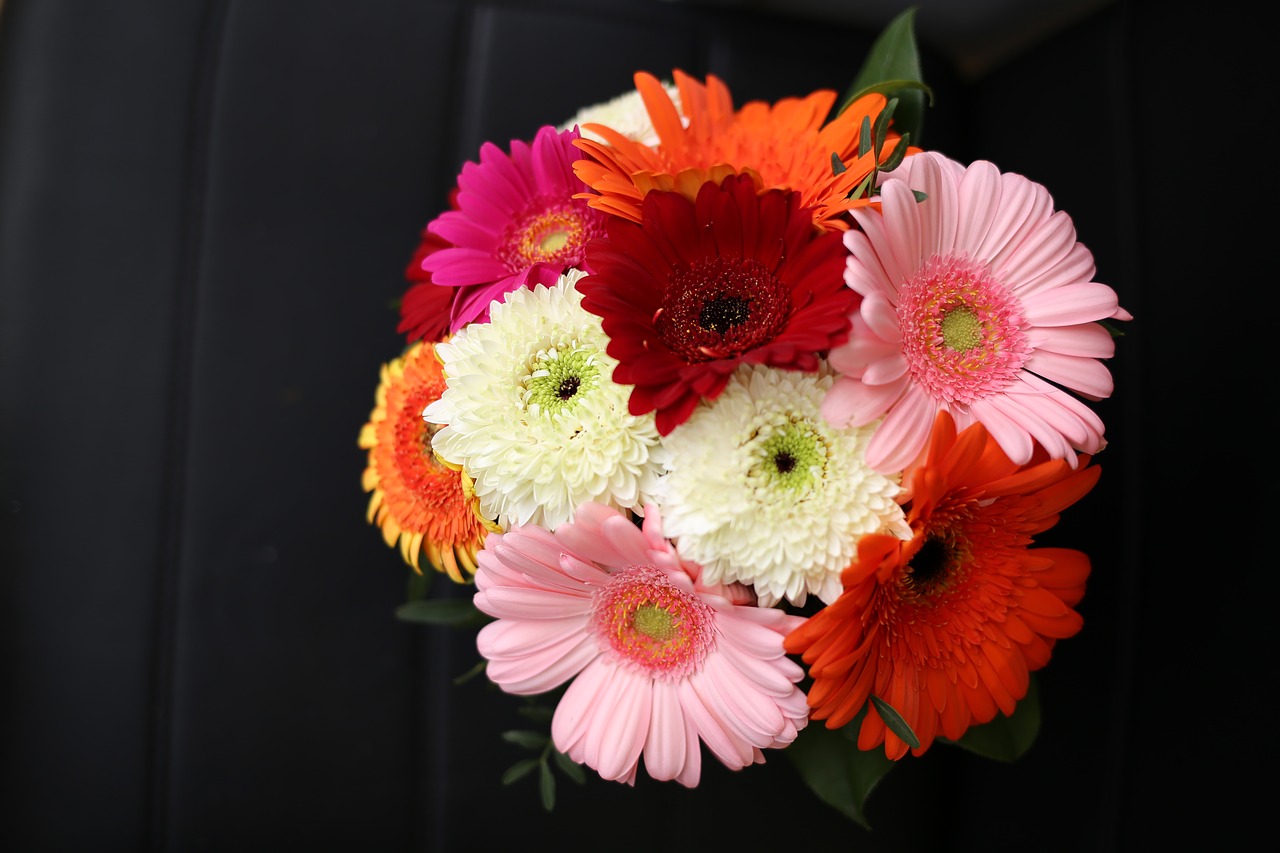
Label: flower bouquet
xmin=358 ymin=9 xmax=1130 ymax=827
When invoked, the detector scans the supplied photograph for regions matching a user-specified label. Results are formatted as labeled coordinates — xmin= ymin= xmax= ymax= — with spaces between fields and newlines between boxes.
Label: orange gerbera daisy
xmin=784 ymin=411 xmax=1100 ymax=760
xmin=359 ymin=340 xmax=494 ymax=582
xmin=572 ymin=69 xmax=914 ymax=232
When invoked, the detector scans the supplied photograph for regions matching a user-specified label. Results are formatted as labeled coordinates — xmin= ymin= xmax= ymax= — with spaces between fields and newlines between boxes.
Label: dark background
xmin=1 ymin=1 xmax=1272 ymax=850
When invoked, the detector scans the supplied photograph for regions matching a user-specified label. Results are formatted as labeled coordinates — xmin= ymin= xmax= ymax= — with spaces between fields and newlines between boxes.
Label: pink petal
xmin=865 ymin=387 xmax=937 ymax=472
xmin=821 ymin=375 xmax=906 ymax=429
xmin=423 ymin=248 xmax=509 ymax=285
xmin=994 ymin=209 xmax=1076 ymax=287
xmin=476 ymin=585 xmax=592 ymax=620
xmin=860 ymin=292 xmax=903 ymax=343
xmin=860 ymin=351 xmax=909 ymax=385
xmin=552 ymin=659 xmax=613 ymax=760
xmin=913 ymin=150 xmax=959 ymax=255
xmin=482 ymin=632 xmax=599 ymax=695
xmin=1025 ymin=350 xmax=1115 ymax=399
xmin=954 ymin=158 xmax=1002 ymax=252
xmin=679 ymin=679 xmax=754 ymax=769
xmin=594 ymin=670 xmax=652 ymax=782
xmin=1022 ymin=282 xmax=1121 ymax=326
xmin=1028 ymin=323 xmax=1115 ymax=358
xmin=641 ymin=680 xmax=689 ymax=783
xmin=1017 ymin=242 xmax=1095 ymax=299
xmin=968 ymin=398 xmax=1036 ymax=465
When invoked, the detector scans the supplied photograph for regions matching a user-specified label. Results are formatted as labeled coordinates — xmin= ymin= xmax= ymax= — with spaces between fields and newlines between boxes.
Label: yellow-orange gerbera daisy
xmin=784 ymin=411 xmax=1099 ymax=760
xmin=359 ymin=340 xmax=494 ymax=582
xmin=572 ymin=69 xmax=914 ymax=232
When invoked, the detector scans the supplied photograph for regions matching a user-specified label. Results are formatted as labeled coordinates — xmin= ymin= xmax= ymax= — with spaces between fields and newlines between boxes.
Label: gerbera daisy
xmin=822 ymin=150 xmax=1133 ymax=473
xmin=358 ymin=340 xmax=493 ymax=582
xmin=572 ymin=68 xmax=912 ymax=232
xmin=473 ymin=501 xmax=810 ymax=787
xmin=560 ymin=80 xmax=682 ymax=146
xmin=784 ymin=410 xmax=1099 ymax=760
xmin=397 ymin=220 xmax=454 ymax=344
xmin=419 ymin=125 xmax=609 ymax=331
xmin=658 ymin=362 xmax=908 ymax=608
xmin=579 ymin=173 xmax=858 ymax=436
xmin=422 ymin=270 xmax=666 ymax=530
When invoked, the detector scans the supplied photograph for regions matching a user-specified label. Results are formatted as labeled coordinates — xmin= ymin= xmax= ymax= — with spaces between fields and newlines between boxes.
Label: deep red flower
xmin=579 ymin=173 xmax=857 ymax=435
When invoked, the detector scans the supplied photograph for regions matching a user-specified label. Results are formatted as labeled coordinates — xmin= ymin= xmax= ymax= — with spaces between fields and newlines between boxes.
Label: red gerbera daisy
xmin=784 ymin=410 xmax=1099 ymax=760
xmin=397 ymin=223 xmax=454 ymax=344
xmin=579 ymin=173 xmax=857 ymax=435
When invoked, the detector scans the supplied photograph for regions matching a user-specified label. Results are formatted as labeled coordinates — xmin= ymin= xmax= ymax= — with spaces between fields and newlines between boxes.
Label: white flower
xmin=423 ymin=270 xmax=666 ymax=531
xmin=657 ymin=362 xmax=909 ymax=608
xmin=560 ymin=82 xmax=683 ymax=146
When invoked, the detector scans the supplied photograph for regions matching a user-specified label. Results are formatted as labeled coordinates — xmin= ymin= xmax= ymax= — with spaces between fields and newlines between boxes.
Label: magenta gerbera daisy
xmin=418 ymin=126 xmax=609 ymax=331
xmin=579 ymin=173 xmax=858 ymax=435
xmin=472 ymin=502 xmax=810 ymax=788
xmin=822 ymin=151 xmax=1133 ymax=473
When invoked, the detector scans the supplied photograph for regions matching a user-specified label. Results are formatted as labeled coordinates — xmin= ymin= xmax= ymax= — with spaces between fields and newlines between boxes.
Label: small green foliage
xmin=944 ymin=675 xmax=1042 ymax=762
xmin=870 ymin=695 xmax=921 ymax=749
xmin=830 ymin=152 xmax=847 ymax=175
xmin=394 ymin=598 xmax=491 ymax=627
xmin=501 ymin=729 xmax=549 ymax=750
xmin=499 ymin=718 xmax=588 ymax=813
xmin=786 ymin=717 xmax=896 ymax=829
xmin=838 ymin=7 xmax=933 ymax=145
xmin=452 ymin=659 xmax=487 ymax=686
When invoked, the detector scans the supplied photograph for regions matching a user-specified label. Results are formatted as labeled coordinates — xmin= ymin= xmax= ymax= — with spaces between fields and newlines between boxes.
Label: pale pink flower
xmin=823 ymin=151 xmax=1132 ymax=473
xmin=472 ymin=502 xmax=810 ymax=787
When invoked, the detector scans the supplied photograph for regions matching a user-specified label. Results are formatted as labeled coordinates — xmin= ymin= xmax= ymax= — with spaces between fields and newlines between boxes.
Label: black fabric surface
xmin=1 ymin=1 xmax=1271 ymax=850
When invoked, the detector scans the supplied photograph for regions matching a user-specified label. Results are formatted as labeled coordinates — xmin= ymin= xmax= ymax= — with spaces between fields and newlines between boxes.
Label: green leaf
xmin=870 ymin=694 xmax=921 ymax=750
xmin=552 ymin=750 xmax=587 ymax=785
xmin=501 ymin=729 xmax=550 ymax=750
xmin=786 ymin=721 xmax=896 ymax=829
xmin=516 ymin=704 xmax=555 ymax=723
xmin=538 ymin=761 xmax=556 ymax=811
xmin=830 ymin=151 xmax=847 ymax=175
xmin=501 ymin=758 xmax=540 ymax=785
xmin=394 ymin=598 xmax=489 ymax=627
xmin=839 ymin=7 xmax=933 ymax=145
xmin=944 ymin=675 xmax=1042 ymax=762
xmin=451 ymin=659 xmax=487 ymax=686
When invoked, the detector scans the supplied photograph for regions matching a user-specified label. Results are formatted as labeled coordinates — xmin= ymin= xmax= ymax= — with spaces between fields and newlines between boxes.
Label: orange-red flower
xmin=359 ymin=340 xmax=494 ymax=582
xmin=572 ymin=69 xmax=914 ymax=233
xmin=784 ymin=411 xmax=1099 ymax=759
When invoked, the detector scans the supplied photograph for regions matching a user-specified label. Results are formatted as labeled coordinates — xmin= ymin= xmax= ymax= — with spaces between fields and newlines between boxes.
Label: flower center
xmin=522 ymin=344 xmax=600 ymax=417
xmin=656 ymin=257 xmax=791 ymax=362
xmin=897 ymin=253 xmax=1030 ymax=405
xmin=749 ymin=420 xmax=826 ymax=494
xmin=593 ymin=566 xmax=714 ymax=680
xmin=500 ymin=199 xmax=600 ymax=272
xmin=900 ymin=517 xmax=971 ymax=603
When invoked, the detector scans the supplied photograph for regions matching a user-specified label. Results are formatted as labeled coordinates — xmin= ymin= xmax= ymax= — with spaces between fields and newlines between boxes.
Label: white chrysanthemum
xmin=560 ymin=82 xmax=683 ymax=146
xmin=658 ymin=362 xmax=910 ymax=608
xmin=423 ymin=270 xmax=667 ymax=531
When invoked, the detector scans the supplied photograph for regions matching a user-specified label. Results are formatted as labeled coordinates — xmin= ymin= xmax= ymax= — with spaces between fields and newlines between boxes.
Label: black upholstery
xmin=1 ymin=0 xmax=1269 ymax=850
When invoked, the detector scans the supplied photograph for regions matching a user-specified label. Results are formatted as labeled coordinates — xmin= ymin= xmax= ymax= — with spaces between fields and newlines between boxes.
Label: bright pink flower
xmin=419 ymin=126 xmax=608 ymax=331
xmin=473 ymin=502 xmax=810 ymax=787
xmin=823 ymin=151 xmax=1132 ymax=473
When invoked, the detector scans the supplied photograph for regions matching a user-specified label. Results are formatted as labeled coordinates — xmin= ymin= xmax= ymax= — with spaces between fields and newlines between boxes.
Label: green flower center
xmin=753 ymin=421 xmax=826 ymax=492
xmin=940 ymin=306 xmax=982 ymax=351
xmin=633 ymin=604 xmax=676 ymax=642
xmin=524 ymin=345 xmax=599 ymax=416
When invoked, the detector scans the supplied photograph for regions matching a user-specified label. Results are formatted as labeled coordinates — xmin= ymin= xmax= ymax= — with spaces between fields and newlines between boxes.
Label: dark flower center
xmin=557 ymin=376 xmax=581 ymax=400
xmin=698 ymin=293 xmax=751 ymax=332
xmin=774 ymin=450 xmax=796 ymax=474
xmin=910 ymin=536 xmax=951 ymax=587
xmin=656 ymin=257 xmax=791 ymax=362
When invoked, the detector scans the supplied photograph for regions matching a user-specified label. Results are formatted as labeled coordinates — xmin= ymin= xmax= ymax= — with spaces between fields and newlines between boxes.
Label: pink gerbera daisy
xmin=580 ymin=173 xmax=857 ymax=435
xmin=472 ymin=502 xmax=810 ymax=788
xmin=823 ymin=151 xmax=1132 ymax=473
xmin=418 ymin=126 xmax=608 ymax=331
